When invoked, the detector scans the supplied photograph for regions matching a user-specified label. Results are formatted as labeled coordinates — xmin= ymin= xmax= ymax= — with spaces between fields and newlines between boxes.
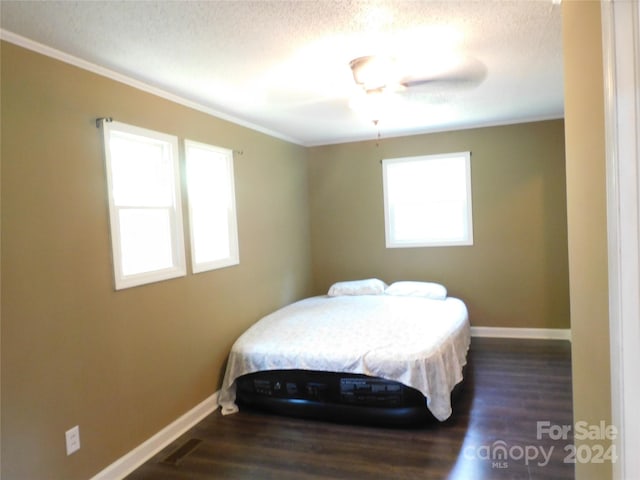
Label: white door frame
xmin=601 ymin=1 xmax=640 ymax=478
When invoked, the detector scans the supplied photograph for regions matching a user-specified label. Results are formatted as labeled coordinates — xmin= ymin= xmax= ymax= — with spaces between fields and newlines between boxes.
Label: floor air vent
xmin=161 ymin=438 xmax=202 ymax=466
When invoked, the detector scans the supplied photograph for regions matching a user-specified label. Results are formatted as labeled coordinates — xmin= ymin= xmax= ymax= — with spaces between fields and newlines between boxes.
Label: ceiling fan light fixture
xmin=349 ymin=55 xmax=401 ymax=92
xmin=349 ymin=88 xmax=402 ymax=123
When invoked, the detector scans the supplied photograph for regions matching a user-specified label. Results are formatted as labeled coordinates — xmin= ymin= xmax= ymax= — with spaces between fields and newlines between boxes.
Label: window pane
xmin=191 ymin=206 xmax=231 ymax=264
xmin=186 ymin=147 xmax=232 ymax=208
xmin=391 ymin=200 xmax=467 ymax=243
xmin=110 ymin=132 xmax=174 ymax=207
xmin=118 ymin=209 xmax=174 ymax=276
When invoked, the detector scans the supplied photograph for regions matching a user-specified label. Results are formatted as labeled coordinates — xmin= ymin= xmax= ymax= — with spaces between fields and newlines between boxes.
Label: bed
xmin=218 ymin=279 xmax=470 ymax=425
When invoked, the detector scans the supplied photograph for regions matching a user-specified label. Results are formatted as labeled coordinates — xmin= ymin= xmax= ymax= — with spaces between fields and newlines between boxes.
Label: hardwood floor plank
xmin=126 ymin=338 xmax=574 ymax=479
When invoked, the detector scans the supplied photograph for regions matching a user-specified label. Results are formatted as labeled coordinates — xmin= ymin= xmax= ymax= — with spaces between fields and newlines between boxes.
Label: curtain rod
xmin=95 ymin=117 xmax=113 ymax=128
xmin=95 ymin=117 xmax=243 ymax=156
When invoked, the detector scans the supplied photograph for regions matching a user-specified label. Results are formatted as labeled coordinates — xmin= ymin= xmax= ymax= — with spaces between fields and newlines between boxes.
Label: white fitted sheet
xmin=218 ymin=294 xmax=470 ymax=421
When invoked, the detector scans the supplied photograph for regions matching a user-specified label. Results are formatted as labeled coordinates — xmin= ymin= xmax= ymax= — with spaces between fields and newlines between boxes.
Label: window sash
xmin=102 ymin=121 xmax=186 ymax=289
xmin=185 ymin=140 xmax=239 ymax=273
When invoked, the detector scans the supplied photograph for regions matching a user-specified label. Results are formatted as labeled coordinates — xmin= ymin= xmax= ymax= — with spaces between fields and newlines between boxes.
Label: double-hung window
xmin=185 ymin=140 xmax=239 ymax=273
xmin=382 ymin=151 xmax=473 ymax=248
xmin=102 ymin=121 xmax=186 ymax=289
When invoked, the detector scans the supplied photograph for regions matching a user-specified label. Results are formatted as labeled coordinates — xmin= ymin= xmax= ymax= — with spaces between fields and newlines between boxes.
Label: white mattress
xmin=218 ymin=294 xmax=470 ymax=421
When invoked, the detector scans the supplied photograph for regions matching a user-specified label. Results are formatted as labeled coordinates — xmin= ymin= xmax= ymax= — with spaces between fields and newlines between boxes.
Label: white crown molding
xmin=306 ymin=114 xmax=565 ymax=147
xmin=1 ymin=28 xmax=563 ymax=149
xmin=0 ymin=29 xmax=302 ymax=146
xmin=470 ymin=326 xmax=571 ymax=341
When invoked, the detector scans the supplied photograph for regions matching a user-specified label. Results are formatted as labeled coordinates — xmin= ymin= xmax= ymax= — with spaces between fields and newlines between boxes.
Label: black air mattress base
xmin=235 ymin=369 xmax=438 ymax=426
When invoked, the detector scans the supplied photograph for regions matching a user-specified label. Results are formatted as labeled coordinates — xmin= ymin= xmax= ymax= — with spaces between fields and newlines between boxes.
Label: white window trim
xmin=382 ymin=151 xmax=473 ymax=248
xmin=101 ymin=120 xmax=186 ymax=289
xmin=184 ymin=140 xmax=240 ymax=273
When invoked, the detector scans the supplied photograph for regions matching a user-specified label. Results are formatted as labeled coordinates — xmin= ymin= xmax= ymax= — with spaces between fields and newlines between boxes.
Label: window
xmin=101 ymin=121 xmax=186 ymax=289
xmin=185 ymin=140 xmax=239 ymax=273
xmin=382 ymin=151 xmax=473 ymax=248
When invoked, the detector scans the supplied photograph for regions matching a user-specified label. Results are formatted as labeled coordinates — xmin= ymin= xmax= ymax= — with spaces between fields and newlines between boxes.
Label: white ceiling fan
xmin=349 ymin=54 xmax=486 ymax=93
xmin=347 ymin=52 xmax=487 ymax=123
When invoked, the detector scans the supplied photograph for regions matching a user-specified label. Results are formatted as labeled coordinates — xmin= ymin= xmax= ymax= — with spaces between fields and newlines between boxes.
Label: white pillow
xmin=385 ymin=281 xmax=447 ymax=300
xmin=328 ymin=278 xmax=388 ymax=297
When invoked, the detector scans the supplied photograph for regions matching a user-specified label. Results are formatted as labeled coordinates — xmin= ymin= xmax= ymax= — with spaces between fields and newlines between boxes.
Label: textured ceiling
xmin=0 ymin=1 xmax=564 ymax=146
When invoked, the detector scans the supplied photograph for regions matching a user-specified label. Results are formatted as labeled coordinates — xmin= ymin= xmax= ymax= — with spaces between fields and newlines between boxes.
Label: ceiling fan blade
xmin=400 ymin=56 xmax=487 ymax=90
xmin=401 ymin=75 xmax=479 ymax=90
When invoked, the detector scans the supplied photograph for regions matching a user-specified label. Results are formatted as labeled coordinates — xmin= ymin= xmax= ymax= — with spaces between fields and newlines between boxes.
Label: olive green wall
xmin=1 ymin=42 xmax=313 ymax=479
xmin=308 ymin=120 xmax=570 ymax=329
xmin=562 ymin=2 xmax=612 ymax=479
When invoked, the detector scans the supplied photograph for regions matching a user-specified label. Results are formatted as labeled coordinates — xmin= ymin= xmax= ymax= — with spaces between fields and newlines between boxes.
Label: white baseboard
xmin=470 ymin=326 xmax=572 ymax=341
xmin=90 ymin=392 xmax=219 ymax=480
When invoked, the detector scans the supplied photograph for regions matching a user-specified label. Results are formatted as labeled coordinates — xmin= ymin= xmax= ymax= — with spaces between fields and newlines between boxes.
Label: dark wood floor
xmin=126 ymin=337 xmax=574 ymax=479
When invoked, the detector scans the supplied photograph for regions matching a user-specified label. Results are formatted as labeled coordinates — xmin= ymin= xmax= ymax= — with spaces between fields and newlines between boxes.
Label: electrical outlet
xmin=65 ymin=426 xmax=80 ymax=455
